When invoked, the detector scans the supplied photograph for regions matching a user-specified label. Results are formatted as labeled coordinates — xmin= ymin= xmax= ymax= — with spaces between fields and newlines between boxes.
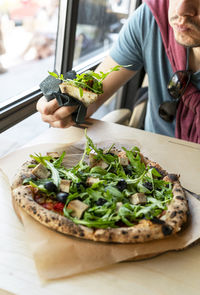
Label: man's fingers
xmin=49 ymin=115 xmax=74 ymax=128
xmin=37 ymin=95 xmax=79 ymax=128
xmin=37 ymin=96 xmax=78 ymax=117
xmin=36 ymin=96 xmax=60 ymax=115
xmin=40 ymin=105 xmax=77 ymax=122
xmin=53 ymin=105 xmax=78 ymax=120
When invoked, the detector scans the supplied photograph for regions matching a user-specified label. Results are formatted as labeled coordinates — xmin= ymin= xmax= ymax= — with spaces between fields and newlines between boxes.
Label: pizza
xmin=11 ymin=134 xmax=188 ymax=243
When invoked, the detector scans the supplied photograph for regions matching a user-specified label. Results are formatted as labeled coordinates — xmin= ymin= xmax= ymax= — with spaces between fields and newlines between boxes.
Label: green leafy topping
xmin=24 ymin=131 xmax=173 ymax=229
xmin=48 ymin=65 xmax=122 ymax=97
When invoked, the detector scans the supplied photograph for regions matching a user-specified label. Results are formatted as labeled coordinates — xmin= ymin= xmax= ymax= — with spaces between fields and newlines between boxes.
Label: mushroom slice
xmin=108 ymin=149 xmax=129 ymax=166
xmin=89 ymin=153 xmax=108 ymax=169
xmin=118 ymin=156 xmax=129 ymax=166
xmin=60 ymin=179 xmax=71 ymax=193
xmin=89 ymin=152 xmax=97 ymax=166
xmin=95 ymin=160 xmax=109 ymax=169
xmin=67 ymin=200 xmax=89 ymax=219
xmin=32 ymin=163 xmax=50 ymax=179
xmin=130 ymin=193 xmax=147 ymax=205
xmin=116 ymin=202 xmax=123 ymax=212
xmin=86 ymin=176 xmax=100 ymax=186
xmin=46 ymin=152 xmax=60 ymax=158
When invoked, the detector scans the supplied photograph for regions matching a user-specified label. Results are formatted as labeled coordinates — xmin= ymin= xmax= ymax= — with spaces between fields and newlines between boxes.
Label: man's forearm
xmin=86 ymin=55 xmax=136 ymax=117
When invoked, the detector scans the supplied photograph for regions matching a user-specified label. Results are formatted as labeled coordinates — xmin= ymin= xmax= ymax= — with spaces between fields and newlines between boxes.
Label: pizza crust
xmin=12 ymin=185 xmax=95 ymax=240
xmin=59 ymin=82 xmax=98 ymax=107
xmin=11 ymin=157 xmax=188 ymax=243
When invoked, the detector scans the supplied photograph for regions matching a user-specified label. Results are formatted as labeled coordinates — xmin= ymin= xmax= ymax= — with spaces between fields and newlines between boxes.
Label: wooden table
xmin=1 ymin=119 xmax=200 ymax=295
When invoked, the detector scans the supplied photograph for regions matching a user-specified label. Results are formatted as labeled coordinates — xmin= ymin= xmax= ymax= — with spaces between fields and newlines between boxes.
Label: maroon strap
xmin=143 ymin=0 xmax=200 ymax=143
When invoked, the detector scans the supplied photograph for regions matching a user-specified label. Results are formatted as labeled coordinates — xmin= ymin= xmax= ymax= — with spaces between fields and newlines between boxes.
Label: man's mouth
xmin=173 ymin=23 xmax=191 ymax=32
xmin=170 ymin=16 xmax=200 ymax=33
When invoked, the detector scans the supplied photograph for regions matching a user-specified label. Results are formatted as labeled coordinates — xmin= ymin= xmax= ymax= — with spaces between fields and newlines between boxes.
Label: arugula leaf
xmin=48 ymin=65 xmax=122 ymax=97
xmin=53 ymin=151 xmax=66 ymax=168
xmin=122 ymin=147 xmax=145 ymax=175
xmin=44 ymin=159 xmax=60 ymax=187
xmin=27 ymin=180 xmax=55 ymax=197
xmin=30 ymin=153 xmax=52 ymax=165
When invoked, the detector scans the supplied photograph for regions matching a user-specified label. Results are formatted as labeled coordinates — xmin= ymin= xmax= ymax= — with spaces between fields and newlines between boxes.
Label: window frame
xmin=0 ymin=87 xmax=42 ymax=133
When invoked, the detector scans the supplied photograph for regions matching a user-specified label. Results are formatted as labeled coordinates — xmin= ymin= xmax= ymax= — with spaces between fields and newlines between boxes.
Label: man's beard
xmin=170 ymin=15 xmax=200 ymax=48
xmin=175 ymin=38 xmax=200 ymax=48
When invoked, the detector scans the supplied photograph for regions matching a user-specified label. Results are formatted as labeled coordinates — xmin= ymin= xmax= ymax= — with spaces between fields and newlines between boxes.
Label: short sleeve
xmin=109 ymin=3 xmax=153 ymax=71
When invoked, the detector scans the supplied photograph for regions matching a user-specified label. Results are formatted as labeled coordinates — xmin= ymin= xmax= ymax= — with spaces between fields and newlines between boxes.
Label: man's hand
xmin=36 ymin=96 xmax=77 ymax=128
xmin=37 ymin=56 xmax=136 ymax=128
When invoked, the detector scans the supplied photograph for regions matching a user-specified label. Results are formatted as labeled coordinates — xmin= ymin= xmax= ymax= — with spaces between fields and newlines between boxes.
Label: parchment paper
xmin=1 ymin=140 xmax=200 ymax=280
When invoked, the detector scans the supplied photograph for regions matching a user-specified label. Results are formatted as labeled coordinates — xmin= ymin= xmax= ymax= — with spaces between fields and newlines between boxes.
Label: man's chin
xmin=174 ymin=35 xmax=200 ymax=48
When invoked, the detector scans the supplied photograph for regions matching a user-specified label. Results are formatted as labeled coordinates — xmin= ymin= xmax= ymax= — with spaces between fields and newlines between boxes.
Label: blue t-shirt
xmin=110 ymin=3 xmax=200 ymax=137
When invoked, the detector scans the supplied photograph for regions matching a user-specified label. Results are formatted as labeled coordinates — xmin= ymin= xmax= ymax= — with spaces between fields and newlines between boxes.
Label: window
xmin=73 ymin=0 xmax=131 ymax=69
xmin=0 ymin=0 xmax=59 ymax=103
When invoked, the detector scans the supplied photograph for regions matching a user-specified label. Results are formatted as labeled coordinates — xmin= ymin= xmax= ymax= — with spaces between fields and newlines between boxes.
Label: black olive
xmin=123 ymin=166 xmax=132 ymax=176
xmin=116 ymin=179 xmax=127 ymax=191
xmin=56 ymin=192 xmax=69 ymax=203
xmin=76 ymin=182 xmax=87 ymax=192
xmin=143 ymin=181 xmax=153 ymax=191
xmin=151 ymin=217 xmax=165 ymax=225
xmin=162 ymin=224 xmax=173 ymax=236
xmin=96 ymin=198 xmax=107 ymax=206
xmin=44 ymin=181 xmax=58 ymax=192
xmin=30 ymin=174 xmax=38 ymax=181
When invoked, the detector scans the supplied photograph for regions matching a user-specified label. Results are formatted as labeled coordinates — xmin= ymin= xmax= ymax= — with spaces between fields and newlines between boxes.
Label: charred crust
xmin=176 ymin=195 xmax=184 ymax=201
xmin=78 ymin=229 xmax=85 ymax=237
xmin=175 ymin=188 xmax=183 ymax=193
xmin=170 ymin=211 xmax=177 ymax=218
xmin=33 ymin=208 xmax=37 ymax=214
xmin=133 ymin=235 xmax=139 ymax=239
xmin=151 ymin=217 xmax=165 ymax=225
xmin=167 ymin=174 xmax=179 ymax=182
xmin=146 ymin=234 xmax=150 ymax=238
xmin=162 ymin=224 xmax=173 ymax=236
xmin=108 ymin=233 xmax=113 ymax=241
xmin=122 ymin=230 xmax=128 ymax=235
xmin=178 ymin=210 xmax=184 ymax=214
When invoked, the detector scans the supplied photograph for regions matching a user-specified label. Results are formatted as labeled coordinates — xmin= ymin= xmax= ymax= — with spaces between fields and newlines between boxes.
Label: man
xmin=36 ymin=0 xmax=200 ymax=143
